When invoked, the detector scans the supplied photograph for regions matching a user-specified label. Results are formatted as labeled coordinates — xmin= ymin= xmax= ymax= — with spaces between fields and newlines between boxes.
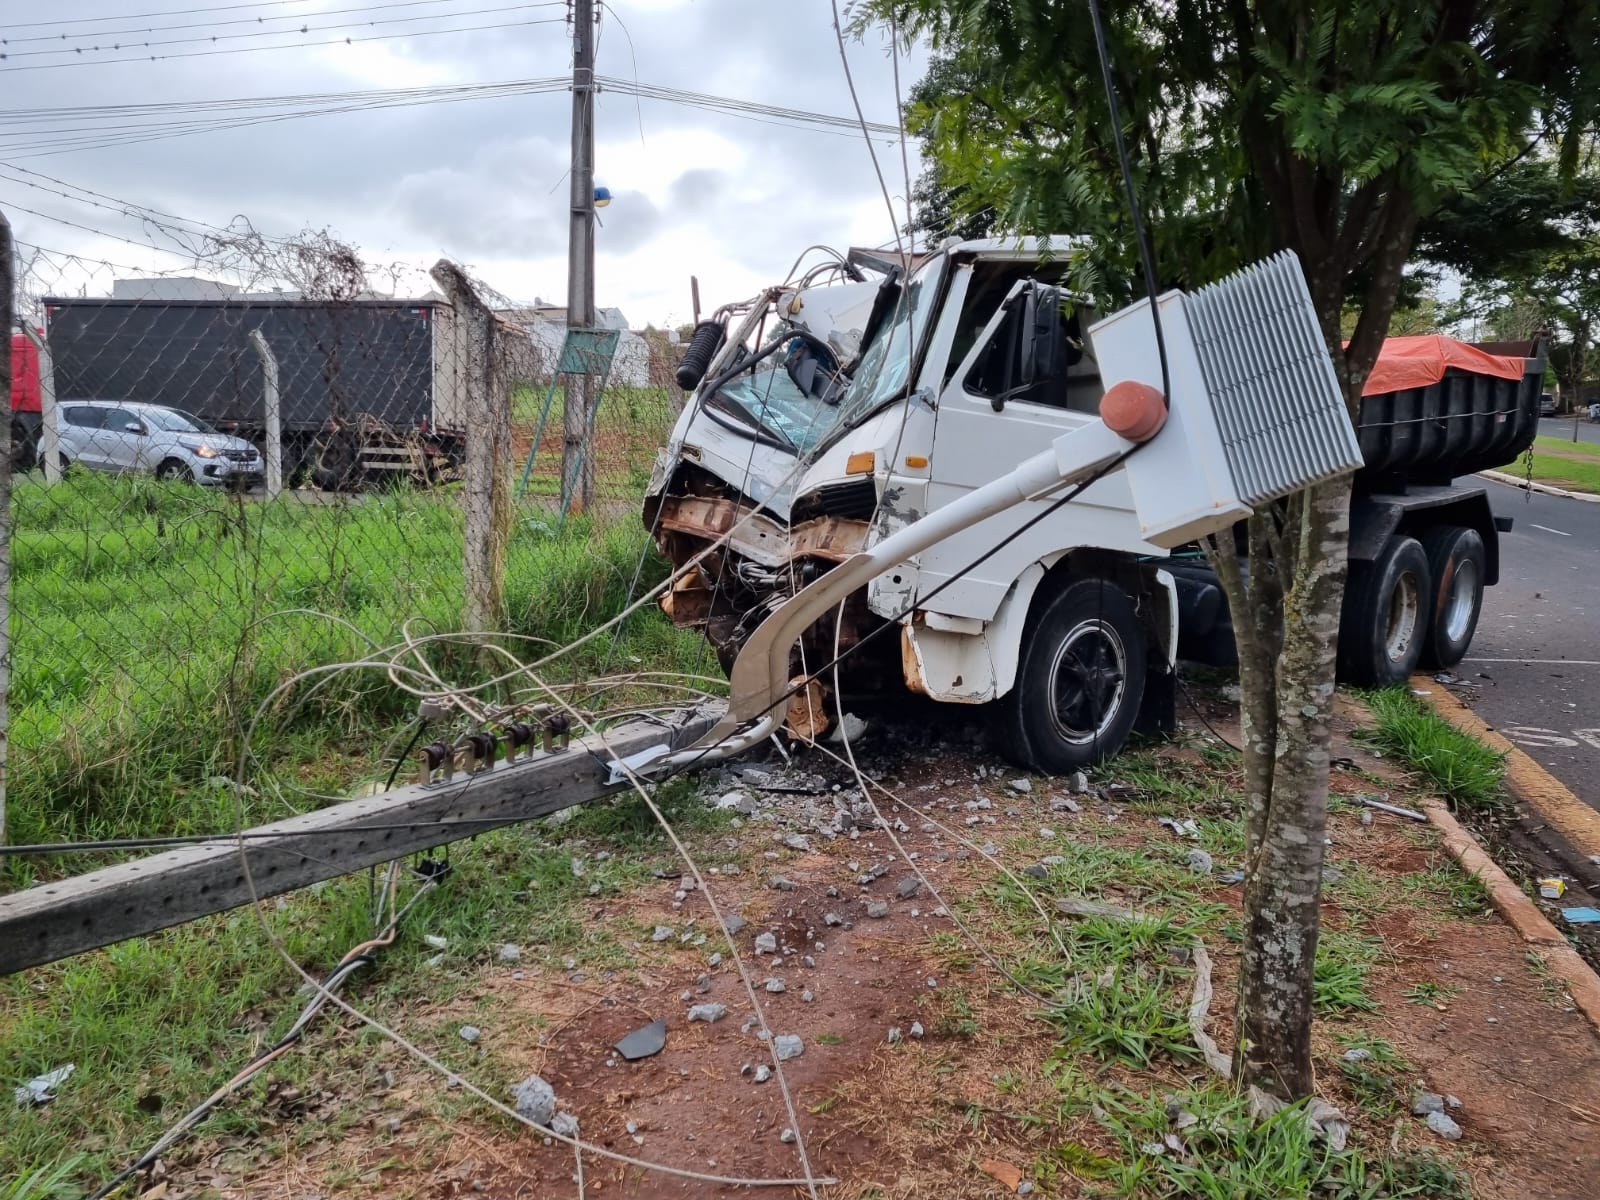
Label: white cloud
xmin=0 ymin=0 xmax=926 ymax=324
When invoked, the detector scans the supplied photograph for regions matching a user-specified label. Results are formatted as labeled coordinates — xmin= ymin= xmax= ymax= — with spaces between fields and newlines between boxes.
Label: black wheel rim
xmin=1047 ymin=619 xmax=1128 ymax=746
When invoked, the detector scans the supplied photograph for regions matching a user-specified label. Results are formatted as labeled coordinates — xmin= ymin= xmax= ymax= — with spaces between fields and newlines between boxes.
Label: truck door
xmin=917 ymin=277 xmax=1151 ymax=621
xmin=100 ymin=408 xmax=149 ymax=473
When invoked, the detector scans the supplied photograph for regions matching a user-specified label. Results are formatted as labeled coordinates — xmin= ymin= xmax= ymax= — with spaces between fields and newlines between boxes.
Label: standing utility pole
xmin=561 ymin=0 xmax=597 ymax=514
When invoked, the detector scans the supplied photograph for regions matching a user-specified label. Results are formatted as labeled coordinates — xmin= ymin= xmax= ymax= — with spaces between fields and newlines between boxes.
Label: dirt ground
xmin=161 ymin=703 xmax=1600 ymax=1200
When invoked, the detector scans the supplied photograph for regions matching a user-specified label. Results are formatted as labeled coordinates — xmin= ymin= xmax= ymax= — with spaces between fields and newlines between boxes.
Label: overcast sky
xmin=1 ymin=0 xmax=927 ymax=326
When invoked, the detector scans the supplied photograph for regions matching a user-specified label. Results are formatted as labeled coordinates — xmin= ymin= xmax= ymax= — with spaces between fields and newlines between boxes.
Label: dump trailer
xmin=38 ymin=296 xmax=470 ymax=488
xmin=644 ymin=238 xmax=1543 ymax=771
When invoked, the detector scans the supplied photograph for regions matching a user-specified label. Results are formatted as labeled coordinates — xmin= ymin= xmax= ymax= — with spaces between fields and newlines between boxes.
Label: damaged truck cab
xmin=644 ymin=237 xmax=1542 ymax=773
xmin=645 ymin=238 xmax=1179 ymax=771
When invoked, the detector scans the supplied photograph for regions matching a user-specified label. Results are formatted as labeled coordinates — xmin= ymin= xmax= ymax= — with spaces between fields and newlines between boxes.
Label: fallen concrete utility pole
xmin=0 ymin=708 xmax=719 ymax=977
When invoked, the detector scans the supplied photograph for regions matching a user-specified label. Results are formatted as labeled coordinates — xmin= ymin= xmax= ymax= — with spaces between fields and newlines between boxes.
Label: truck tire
xmin=999 ymin=578 xmax=1146 ymax=773
xmin=1338 ymin=535 xmax=1432 ymax=686
xmin=1419 ymin=525 xmax=1485 ymax=670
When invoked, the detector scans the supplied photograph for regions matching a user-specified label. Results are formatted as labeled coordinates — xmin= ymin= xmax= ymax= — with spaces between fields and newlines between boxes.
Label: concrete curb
xmin=1478 ymin=469 xmax=1600 ymax=503
xmin=1416 ymin=678 xmax=1600 ymax=862
xmin=1422 ymin=798 xmax=1600 ymax=1038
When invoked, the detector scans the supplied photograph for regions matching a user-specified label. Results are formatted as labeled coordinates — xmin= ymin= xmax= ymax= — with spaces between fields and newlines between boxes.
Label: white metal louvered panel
xmin=1181 ymin=251 xmax=1364 ymax=506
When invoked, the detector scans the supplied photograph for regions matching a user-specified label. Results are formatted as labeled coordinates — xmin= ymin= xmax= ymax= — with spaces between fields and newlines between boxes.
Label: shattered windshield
xmin=832 ymin=258 xmax=943 ymax=430
xmin=712 ymin=358 xmax=849 ymax=455
xmin=706 ymin=258 xmax=944 ymax=458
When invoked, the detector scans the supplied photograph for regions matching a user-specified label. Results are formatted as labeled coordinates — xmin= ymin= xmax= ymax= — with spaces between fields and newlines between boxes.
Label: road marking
xmin=1464 ymin=658 xmax=1600 ymax=667
xmin=1529 ymin=523 xmax=1571 ymax=536
xmin=1500 ymin=727 xmax=1600 ymax=751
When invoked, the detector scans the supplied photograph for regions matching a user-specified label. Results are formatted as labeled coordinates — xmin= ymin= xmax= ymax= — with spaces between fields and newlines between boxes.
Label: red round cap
xmin=1100 ymin=379 xmax=1167 ymax=442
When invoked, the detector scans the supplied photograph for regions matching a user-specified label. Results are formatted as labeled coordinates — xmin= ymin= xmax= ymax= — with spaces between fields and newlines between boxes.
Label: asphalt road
xmin=1451 ymin=479 xmax=1600 ymax=810
xmin=1538 ymin=415 xmax=1600 ymax=448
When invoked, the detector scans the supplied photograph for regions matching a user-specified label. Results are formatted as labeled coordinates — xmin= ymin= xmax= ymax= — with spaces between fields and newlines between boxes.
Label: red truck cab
xmin=10 ymin=330 xmax=45 ymax=468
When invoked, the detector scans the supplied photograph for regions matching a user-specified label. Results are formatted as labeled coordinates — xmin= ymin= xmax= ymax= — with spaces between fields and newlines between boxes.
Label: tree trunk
xmin=1232 ymin=475 xmax=1351 ymax=1098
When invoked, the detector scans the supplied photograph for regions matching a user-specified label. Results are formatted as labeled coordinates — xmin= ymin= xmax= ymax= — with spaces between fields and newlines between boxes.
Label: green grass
xmin=1521 ymin=452 xmax=1600 ymax=494
xmin=1403 ymin=980 xmax=1462 ymax=1006
xmin=1314 ymin=928 xmax=1383 ymax=1015
xmin=1040 ymin=1072 xmax=1470 ymax=1199
xmin=1355 ymin=688 xmax=1507 ymax=811
xmin=5 ymin=471 xmax=707 ymax=877
xmin=1532 ymin=434 xmax=1600 ymax=461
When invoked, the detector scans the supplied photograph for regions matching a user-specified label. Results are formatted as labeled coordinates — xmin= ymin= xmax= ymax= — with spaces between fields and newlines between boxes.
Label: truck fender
xmin=900 ymin=560 xmax=1178 ymax=703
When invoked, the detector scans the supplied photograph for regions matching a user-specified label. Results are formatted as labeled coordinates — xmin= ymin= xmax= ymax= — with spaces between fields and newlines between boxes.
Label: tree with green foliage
xmin=874 ymin=0 xmax=1598 ymax=1100
xmin=1422 ymin=153 xmax=1600 ymax=406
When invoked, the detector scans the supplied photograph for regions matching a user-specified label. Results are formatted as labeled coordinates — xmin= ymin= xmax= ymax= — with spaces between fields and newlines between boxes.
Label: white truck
xmin=643 ymin=238 xmax=1541 ymax=771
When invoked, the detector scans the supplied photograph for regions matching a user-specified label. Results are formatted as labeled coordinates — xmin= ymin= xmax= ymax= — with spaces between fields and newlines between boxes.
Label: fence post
xmin=429 ymin=260 xmax=510 ymax=634
xmin=247 ymin=329 xmax=283 ymax=499
xmin=22 ymin=326 xmax=60 ymax=485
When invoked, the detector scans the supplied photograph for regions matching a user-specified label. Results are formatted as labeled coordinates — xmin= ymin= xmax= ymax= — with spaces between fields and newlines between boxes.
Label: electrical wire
xmin=0 ymin=16 xmax=568 ymax=72
xmin=5 ymin=0 xmax=526 ymax=45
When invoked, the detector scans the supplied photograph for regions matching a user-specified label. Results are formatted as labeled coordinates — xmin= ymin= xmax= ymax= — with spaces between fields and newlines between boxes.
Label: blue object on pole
xmin=593 ymin=185 xmax=612 ymax=208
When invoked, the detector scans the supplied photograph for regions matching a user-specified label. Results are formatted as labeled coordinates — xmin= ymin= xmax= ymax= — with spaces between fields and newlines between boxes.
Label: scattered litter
xmin=687 ymin=1003 xmax=728 ymax=1024
xmin=614 ymin=1019 xmax=667 ymax=1061
xmin=1159 ymin=816 xmax=1200 ymax=838
xmin=1357 ymin=795 xmax=1427 ymax=822
xmin=1306 ymin=1098 xmax=1349 ymax=1152
xmin=1561 ymin=907 xmax=1600 ymax=924
xmin=1411 ymin=688 xmax=1432 ymax=696
xmin=458 ymin=1025 xmax=481 ymax=1044
xmin=1185 ymin=848 xmax=1214 ymax=875
xmin=773 ymin=1034 xmax=805 ymax=1061
xmin=510 ymin=1075 xmax=556 ymax=1126
xmin=423 ymin=934 xmax=448 ymax=951
xmin=13 ymin=1064 xmax=73 ymax=1107
xmin=1425 ymin=1111 xmax=1462 ymax=1140
xmin=1343 ymin=1048 xmax=1373 ymax=1064
xmin=829 ymin=713 xmax=868 ymax=744
xmin=980 ymin=1159 xmax=1024 ymax=1190
xmin=1538 ymin=878 xmax=1568 ymax=900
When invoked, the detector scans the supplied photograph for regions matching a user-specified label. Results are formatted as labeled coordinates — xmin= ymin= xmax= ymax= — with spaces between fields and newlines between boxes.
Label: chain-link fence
xmin=4 ymin=221 xmax=685 ymax=859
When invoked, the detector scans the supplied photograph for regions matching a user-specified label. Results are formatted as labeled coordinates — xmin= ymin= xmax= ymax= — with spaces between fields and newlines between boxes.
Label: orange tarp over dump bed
xmin=1362 ymin=334 xmax=1526 ymax=397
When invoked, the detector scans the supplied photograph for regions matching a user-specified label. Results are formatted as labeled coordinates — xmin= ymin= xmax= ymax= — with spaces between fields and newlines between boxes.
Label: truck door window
xmin=963 ymin=287 xmax=1103 ymax=415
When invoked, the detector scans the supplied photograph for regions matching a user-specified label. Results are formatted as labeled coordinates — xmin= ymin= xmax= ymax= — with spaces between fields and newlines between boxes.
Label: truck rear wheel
xmin=1338 ymin=535 xmax=1432 ymax=686
xmin=1419 ymin=525 xmax=1485 ymax=670
xmin=999 ymin=578 xmax=1146 ymax=773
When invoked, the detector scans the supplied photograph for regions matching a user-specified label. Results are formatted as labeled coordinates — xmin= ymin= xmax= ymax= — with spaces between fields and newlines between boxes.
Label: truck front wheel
xmin=1000 ymin=578 xmax=1146 ymax=773
xmin=1338 ymin=535 xmax=1432 ymax=686
xmin=1419 ymin=525 xmax=1485 ymax=670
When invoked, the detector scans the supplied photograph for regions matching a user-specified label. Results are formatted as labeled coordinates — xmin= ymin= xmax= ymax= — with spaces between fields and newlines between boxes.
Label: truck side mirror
xmin=987 ymin=283 xmax=1066 ymax=411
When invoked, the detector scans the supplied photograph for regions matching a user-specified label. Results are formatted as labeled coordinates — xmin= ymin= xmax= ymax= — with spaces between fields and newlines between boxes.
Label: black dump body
xmin=41 ymin=297 xmax=440 ymax=435
xmin=1352 ymin=351 xmax=1543 ymax=489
